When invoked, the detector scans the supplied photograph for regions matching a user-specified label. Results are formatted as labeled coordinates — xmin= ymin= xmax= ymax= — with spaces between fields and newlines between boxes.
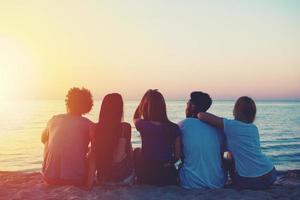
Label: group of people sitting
xmin=41 ymin=87 xmax=277 ymax=190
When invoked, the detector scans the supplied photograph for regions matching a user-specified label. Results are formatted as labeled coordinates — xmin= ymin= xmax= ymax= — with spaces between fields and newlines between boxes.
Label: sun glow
xmin=0 ymin=1 xmax=299 ymax=100
xmin=0 ymin=36 xmax=38 ymax=100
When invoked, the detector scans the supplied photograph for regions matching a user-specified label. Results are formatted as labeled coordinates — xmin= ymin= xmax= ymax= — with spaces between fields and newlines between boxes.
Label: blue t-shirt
xmin=135 ymin=119 xmax=180 ymax=161
xmin=178 ymin=118 xmax=226 ymax=189
xmin=223 ymin=119 xmax=274 ymax=177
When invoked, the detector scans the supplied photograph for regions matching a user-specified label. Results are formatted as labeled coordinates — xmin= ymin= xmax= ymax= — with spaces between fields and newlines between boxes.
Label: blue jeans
xmin=234 ymin=167 xmax=277 ymax=190
xmin=223 ymin=158 xmax=277 ymax=190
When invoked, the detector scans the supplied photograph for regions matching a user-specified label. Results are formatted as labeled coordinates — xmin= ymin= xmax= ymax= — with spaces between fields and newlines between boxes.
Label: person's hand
xmin=223 ymin=151 xmax=233 ymax=160
xmin=197 ymin=112 xmax=203 ymax=119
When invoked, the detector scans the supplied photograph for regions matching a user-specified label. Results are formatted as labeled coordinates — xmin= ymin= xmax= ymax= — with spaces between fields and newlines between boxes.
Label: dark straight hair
xmin=98 ymin=93 xmax=123 ymax=126
xmin=95 ymin=93 xmax=123 ymax=177
xmin=139 ymin=90 xmax=178 ymax=162
xmin=139 ymin=89 xmax=170 ymax=123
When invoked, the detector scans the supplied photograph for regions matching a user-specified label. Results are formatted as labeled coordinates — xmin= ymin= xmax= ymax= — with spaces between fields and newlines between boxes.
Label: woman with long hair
xmin=133 ymin=89 xmax=181 ymax=186
xmin=91 ymin=93 xmax=134 ymax=185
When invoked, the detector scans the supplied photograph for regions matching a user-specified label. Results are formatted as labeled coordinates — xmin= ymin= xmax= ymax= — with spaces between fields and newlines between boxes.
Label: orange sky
xmin=0 ymin=1 xmax=299 ymax=100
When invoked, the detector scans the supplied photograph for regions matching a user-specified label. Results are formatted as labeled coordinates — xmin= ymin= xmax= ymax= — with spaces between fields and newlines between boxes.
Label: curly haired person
xmin=41 ymin=87 xmax=93 ymax=187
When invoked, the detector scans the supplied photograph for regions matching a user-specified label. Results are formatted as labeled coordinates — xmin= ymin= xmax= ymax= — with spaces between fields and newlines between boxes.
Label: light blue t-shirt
xmin=178 ymin=118 xmax=226 ymax=189
xmin=223 ymin=119 xmax=274 ymax=177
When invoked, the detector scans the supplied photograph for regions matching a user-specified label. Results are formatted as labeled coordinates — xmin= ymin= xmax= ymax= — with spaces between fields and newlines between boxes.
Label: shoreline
xmin=1 ymin=170 xmax=299 ymax=200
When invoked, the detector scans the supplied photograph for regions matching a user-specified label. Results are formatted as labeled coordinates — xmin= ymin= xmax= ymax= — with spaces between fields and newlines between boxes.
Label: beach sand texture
xmin=0 ymin=171 xmax=300 ymax=200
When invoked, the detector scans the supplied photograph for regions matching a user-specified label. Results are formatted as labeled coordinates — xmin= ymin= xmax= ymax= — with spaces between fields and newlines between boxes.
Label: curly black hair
xmin=65 ymin=87 xmax=93 ymax=115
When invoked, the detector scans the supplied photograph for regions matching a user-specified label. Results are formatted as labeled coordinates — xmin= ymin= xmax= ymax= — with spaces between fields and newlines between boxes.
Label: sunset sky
xmin=0 ymin=1 xmax=299 ymax=100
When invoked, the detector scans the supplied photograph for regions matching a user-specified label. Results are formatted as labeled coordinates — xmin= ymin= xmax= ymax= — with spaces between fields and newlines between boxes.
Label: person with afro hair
xmin=41 ymin=87 xmax=94 ymax=187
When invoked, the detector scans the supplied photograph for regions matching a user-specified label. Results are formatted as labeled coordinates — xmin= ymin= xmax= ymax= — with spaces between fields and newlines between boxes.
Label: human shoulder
xmin=70 ymin=116 xmax=93 ymax=129
xmin=178 ymin=118 xmax=189 ymax=124
xmin=45 ymin=114 xmax=68 ymax=129
xmin=179 ymin=117 xmax=208 ymax=127
xmin=178 ymin=118 xmax=198 ymax=125
xmin=165 ymin=121 xmax=181 ymax=137
xmin=134 ymin=118 xmax=145 ymax=126
xmin=223 ymin=118 xmax=237 ymax=132
xmin=223 ymin=118 xmax=257 ymax=134
xmin=167 ymin=121 xmax=180 ymax=129
xmin=80 ymin=116 xmax=93 ymax=123
xmin=52 ymin=113 xmax=67 ymax=119
xmin=178 ymin=118 xmax=193 ymax=130
xmin=121 ymin=122 xmax=132 ymax=139
xmin=224 ymin=118 xmax=255 ymax=128
xmin=134 ymin=118 xmax=150 ymax=130
xmin=121 ymin=122 xmax=132 ymax=133
xmin=52 ymin=113 xmax=83 ymax=121
xmin=47 ymin=114 xmax=65 ymax=123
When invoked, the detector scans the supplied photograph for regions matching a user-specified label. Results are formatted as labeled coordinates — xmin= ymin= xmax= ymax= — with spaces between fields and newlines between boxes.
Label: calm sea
xmin=0 ymin=100 xmax=299 ymax=172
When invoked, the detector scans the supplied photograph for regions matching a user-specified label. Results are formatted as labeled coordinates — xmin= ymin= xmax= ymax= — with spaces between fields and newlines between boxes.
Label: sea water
xmin=0 ymin=100 xmax=299 ymax=171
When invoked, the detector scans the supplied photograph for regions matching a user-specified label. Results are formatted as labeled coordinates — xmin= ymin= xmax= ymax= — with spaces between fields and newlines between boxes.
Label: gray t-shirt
xmin=178 ymin=118 xmax=225 ymax=189
xmin=43 ymin=114 xmax=92 ymax=183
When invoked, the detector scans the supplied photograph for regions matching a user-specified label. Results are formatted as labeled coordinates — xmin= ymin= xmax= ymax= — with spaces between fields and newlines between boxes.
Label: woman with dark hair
xmin=133 ymin=89 xmax=181 ymax=186
xmin=41 ymin=87 xmax=93 ymax=187
xmin=91 ymin=93 xmax=134 ymax=185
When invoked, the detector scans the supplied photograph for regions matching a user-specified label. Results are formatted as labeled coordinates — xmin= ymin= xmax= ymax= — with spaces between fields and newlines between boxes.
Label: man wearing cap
xmin=178 ymin=91 xmax=226 ymax=189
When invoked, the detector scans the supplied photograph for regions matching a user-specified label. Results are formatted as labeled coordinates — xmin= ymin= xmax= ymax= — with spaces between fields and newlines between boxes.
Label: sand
xmin=0 ymin=171 xmax=300 ymax=200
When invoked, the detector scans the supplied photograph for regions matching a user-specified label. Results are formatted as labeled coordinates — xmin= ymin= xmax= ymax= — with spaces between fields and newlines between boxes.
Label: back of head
xmin=98 ymin=93 xmax=123 ymax=126
xmin=233 ymin=96 xmax=256 ymax=123
xmin=65 ymin=87 xmax=93 ymax=115
xmin=96 ymin=93 xmax=123 ymax=176
xmin=187 ymin=91 xmax=212 ymax=117
xmin=140 ymin=89 xmax=170 ymax=123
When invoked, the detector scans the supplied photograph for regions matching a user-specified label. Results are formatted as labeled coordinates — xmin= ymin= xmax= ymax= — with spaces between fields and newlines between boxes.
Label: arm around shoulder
xmin=197 ymin=112 xmax=224 ymax=129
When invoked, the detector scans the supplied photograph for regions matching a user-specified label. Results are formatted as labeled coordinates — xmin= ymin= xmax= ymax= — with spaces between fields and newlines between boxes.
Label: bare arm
xmin=174 ymin=136 xmax=181 ymax=161
xmin=41 ymin=128 xmax=49 ymax=144
xmin=84 ymin=123 xmax=97 ymax=190
xmin=133 ymin=106 xmax=142 ymax=124
xmin=197 ymin=112 xmax=224 ymax=129
xmin=122 ymin=122 xmax=133 ymax=160
xmin=89 ymin=123 xmax=97 ymax=155
xmin=133 ymin=90 xmax=152 ymax=124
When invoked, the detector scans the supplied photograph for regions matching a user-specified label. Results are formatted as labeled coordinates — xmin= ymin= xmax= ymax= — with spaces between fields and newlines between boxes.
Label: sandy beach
xmin=0 ymin=171 xmax=299 ymax=200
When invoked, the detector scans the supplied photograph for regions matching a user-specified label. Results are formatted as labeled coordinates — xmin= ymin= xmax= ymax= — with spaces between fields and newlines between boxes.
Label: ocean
xmin=0 ymin=100 xmax=299 ymax=172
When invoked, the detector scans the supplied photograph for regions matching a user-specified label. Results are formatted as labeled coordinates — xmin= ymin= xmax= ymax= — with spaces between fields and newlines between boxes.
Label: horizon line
xmin=1 ymin=98 xmax=300 ymax=102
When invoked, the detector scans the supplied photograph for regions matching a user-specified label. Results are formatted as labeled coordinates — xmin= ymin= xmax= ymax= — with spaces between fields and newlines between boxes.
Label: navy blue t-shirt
xmin=135 ymin=119 xmax=180 ymax=161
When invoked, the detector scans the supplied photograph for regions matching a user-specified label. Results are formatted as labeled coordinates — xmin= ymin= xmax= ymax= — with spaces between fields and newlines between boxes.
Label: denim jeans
xmin=223 ymin=158 xmax=277 ymax=190
xmin=234 ymin=167 xmax=277 ymax=190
